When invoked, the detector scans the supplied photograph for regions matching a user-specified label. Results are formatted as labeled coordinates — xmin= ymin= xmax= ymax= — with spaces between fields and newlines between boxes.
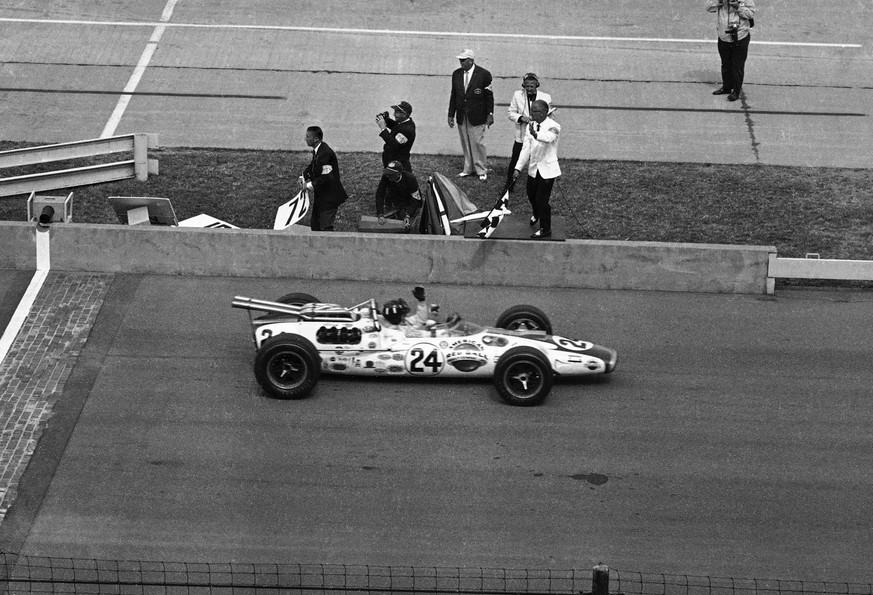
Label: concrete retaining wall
xmin=0 ymin=221 xmax=776 ymax=294
xmin=0 ymin=223 xmax=35 ymax=270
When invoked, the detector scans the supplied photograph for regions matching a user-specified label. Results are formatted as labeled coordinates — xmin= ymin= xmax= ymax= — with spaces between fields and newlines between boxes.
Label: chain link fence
xmin=1 ymin=554 xmax=870 ymax=595
xmin=611 ymin=570 xmax=873 ymax=595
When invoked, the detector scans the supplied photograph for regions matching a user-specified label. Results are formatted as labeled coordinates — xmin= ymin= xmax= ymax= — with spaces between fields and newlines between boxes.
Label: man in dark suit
xmin=303 ymin=126 xmax=348 ymax=231
xmin=447 ymin=49 xmax=494 ymax=181
xmin=376 ymin=100 xmax=416 ymax=172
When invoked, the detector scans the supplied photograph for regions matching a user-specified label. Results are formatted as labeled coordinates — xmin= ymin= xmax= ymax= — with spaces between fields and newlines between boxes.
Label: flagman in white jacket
xmin=512 ymin=99 xmax=561 ymax=239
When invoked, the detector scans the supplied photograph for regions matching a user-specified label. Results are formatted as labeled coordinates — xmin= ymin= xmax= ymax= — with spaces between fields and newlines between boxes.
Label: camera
xmin=726 ymin=23 xmax=739 ymax=41
xmin=376 ymin=111 xmax=389 ymax=120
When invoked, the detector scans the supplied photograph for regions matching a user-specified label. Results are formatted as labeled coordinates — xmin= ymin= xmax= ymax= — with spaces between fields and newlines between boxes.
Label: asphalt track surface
xmin=1 ymin=276 xmax=873 ymax=583
xmin=0 ymin=0 xmax=870 ymax=167
xmin=1 ymin=0 xmax=873 ymax=584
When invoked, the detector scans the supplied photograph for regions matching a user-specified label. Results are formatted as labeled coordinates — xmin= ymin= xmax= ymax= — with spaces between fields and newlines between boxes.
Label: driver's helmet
xmin=382 ymin=298 xmax=410 ymax=325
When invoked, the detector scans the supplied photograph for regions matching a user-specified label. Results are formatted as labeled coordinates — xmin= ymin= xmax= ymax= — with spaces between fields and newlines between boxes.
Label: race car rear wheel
xmin=493 ymin=346 xmax=554 ymax=406
xmin=495 ymin=305 xmax=553 ymax=334
xmin=254 ymin=335 xmax=321 ymax=400
xmin=276 ymin=292 xmax=320 ymax=305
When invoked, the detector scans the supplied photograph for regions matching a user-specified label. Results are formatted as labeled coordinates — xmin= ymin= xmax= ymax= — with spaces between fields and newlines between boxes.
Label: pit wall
xmin=0 ymin=222 xmax=775 ymax=294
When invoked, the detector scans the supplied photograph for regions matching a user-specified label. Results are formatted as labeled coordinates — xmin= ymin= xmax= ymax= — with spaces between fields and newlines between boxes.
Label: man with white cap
xmin=447 ymin=49 xmax=494 ymax=181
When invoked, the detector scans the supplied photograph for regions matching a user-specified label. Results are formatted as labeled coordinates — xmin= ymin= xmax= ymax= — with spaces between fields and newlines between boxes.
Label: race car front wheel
xmin=254 ymin=335 xmax=321 ymax=399
xmin=494 ymin=346 xmax=554 ymax=406
xmin=495 ymin=305 xmax=553 ymax=334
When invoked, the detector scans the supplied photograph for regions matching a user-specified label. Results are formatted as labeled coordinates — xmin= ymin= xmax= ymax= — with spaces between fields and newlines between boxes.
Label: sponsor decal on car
xmin=446 ymin=351 xmax=488 ymax=372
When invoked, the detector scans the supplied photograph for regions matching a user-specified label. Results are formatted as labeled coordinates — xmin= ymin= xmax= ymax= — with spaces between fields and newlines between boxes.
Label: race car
xmin=231 ymin=292 xmax=617 ymax=406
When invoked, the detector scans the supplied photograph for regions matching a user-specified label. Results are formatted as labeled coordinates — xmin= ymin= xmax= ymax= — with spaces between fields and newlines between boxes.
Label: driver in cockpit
xmin=380 ymin=286 xmax=463 ymax=337
xmin=380 ymin=286 xmax=433 ymax=333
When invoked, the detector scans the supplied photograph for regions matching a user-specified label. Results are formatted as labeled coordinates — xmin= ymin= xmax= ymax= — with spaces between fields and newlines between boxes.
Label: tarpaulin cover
xmin=415 ymin=172 xmax=480 ymax=235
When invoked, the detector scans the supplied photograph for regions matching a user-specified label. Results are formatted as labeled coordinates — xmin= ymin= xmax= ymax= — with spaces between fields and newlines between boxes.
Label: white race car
xmin=232 ymin=292 xmax=617 ymax=406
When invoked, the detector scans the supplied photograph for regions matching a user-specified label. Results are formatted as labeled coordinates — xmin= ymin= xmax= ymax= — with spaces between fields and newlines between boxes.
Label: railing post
xmin=133 ymin=133 xmax=148 ymax=181
xmin=593 ymin=564 xmax=609 ymax=595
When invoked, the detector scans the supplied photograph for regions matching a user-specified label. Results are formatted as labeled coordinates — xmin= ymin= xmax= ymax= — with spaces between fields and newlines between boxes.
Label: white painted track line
xmin=0 ymin=231 xmax=50 ymax=367
xmin=99 ymin=0 xmax=178 ymax=138
xmin=0 ymin=17 xmax=862 ymax=49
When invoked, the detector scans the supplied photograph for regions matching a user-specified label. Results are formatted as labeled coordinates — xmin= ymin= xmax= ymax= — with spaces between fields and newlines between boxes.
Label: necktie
xmin=464 ymin=70 xmax=470 ymax=90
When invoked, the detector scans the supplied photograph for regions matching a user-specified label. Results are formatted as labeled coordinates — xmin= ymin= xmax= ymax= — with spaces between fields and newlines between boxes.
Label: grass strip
xmin=2 ymin=142 xmax=871 ymax=263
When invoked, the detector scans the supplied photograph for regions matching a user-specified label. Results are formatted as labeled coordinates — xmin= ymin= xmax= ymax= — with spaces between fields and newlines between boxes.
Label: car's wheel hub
xmin=269 ymin=354 xmax=306 ymax=387
xmin=506 ymin=364 xmax=542 ymax=396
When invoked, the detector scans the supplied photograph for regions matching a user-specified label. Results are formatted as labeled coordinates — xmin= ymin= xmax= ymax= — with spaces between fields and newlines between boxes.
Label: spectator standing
xmin=506 ymin=72 xmax=551 ymax=189
xmin=302 ymin=126 xmax=348 ymax=231
xmin=706 ymin=0 xmax=756 ymax=102
xmin=375 ymin=160 xmax=422 ymax=232
xmin=512 ymin=100 xmax=561 ymax=239
xmin=376 ymin=100 xmax=416 ymax=172
xmin=447 ymin=49 xmax=494 ymax=181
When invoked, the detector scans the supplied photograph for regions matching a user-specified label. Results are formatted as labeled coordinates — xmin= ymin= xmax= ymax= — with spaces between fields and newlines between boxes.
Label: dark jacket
xmin=448 ymin=64 xmax=494 ymax=127
xmin=379 ymin=117 xmax=416 ymax=170
xmin=375 ymin=171 xmax=421 ymax=219
xmin=304 ymin=142 xmax=348 ymax=211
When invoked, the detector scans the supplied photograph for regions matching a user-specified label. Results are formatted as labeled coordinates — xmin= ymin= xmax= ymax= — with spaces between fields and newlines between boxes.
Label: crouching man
xmin=375 ymin=161 xmax=422 ymax=232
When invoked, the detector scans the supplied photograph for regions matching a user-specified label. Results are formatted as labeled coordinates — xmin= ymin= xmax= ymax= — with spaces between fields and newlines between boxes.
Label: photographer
xmin=706 ymin=0 xmax=756 ymax=102
xmin=376 ymin=100 xmax=416 ymax=172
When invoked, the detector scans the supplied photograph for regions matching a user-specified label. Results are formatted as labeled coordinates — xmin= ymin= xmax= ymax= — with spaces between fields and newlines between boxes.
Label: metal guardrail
xmin=767 ymin=253 xmax=873 ymax=293
xmin=0 ymin=134 xmax=158 ymax=197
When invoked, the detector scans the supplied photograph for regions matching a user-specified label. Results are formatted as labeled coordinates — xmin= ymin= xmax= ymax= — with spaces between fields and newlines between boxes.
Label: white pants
xmin=457 ymin=120 xmax=488 ymax=175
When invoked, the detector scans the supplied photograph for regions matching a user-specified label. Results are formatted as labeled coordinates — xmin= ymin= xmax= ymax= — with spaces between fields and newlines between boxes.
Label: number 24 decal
xmin=405 ymin=344 xmax=445 ymax=375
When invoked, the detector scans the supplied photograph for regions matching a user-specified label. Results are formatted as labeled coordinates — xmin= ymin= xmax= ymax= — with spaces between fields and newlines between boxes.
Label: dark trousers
xmin=526 ymin=173 xmax=555 ymax=233
xmin=310 ymin=207 xmax=337 ymax=231
xmin=717 ymin=34 xmax=751 ymax=94
xmin=505 ymin=141 xmax=523 ymax=188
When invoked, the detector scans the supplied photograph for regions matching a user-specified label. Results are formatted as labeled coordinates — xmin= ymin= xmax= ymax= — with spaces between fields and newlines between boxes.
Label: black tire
xmin=276 ymin=292 xmax=320 ymax=305
xmin=493 ymin=346 xmax=554 ymax=406
xmin=253 ymin=335 xmax=321 ymax=400
xmin=495 ymin=305 xmax=553 ymax=334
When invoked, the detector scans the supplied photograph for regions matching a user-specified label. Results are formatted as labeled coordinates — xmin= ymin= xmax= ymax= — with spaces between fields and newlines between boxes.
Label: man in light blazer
xmin=512 ymin=100 xmax=560 ymax=239
xmin=506 ymin=72 xmax=551 ymax=189
xmin=447 ymin=49 xmax=494 ymax=181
